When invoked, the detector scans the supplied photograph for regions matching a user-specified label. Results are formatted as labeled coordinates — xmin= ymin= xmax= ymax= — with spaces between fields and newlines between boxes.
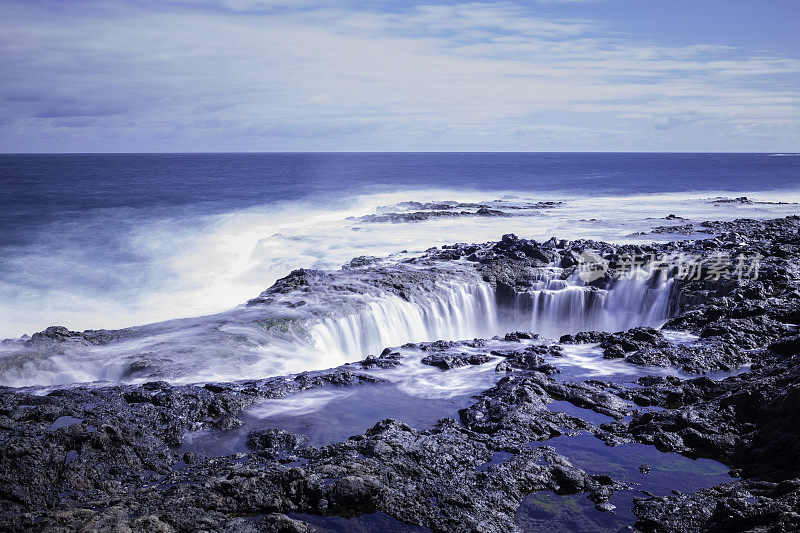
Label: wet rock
xmin=503 ymin=331 xmax=538 ymax=342
xmin=420 ymin=353 xmax=491 ymax=370
xmin=359 ymin=350 xmax=403 ymax=369
xmin=495 ymin=361 xmax=513 ymax=373
xmin=247 ymin=428 xmax=308 ymax=452
xmin=634 ymin=480 xmax=800 ymax=533
xmin=624 ymin=342 xmax=750 ymax=373
xmin=652 ymin=223 xmax=696 ymax=235
xmin=357 ymin=205 xmax=512 ymax=224
xmin=603 ymin=344 xmax=627 ymax=359
xmin=769 ymin=335 xmax=800 ymax=356
xmin=559 ymin=331 xmax=609 ymax=344
xmin=595 ymin=502 xmax=616 ymax=512
xmin=212 ymin=415 xmax=243 ymax=431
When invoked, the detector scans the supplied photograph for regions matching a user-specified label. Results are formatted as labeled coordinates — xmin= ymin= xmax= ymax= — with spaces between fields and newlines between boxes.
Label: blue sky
xmin=1 ymin=0 xmax=799 ymax=152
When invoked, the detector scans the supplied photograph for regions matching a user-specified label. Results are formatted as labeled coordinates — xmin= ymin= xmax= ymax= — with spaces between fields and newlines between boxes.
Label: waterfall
xmin=310 ymin=280 xmax=497 ymax=359
xmin=308 ymin=266 xmax=674 ymax=364
xmin=498 ymin=269 xmax=675 ymax=338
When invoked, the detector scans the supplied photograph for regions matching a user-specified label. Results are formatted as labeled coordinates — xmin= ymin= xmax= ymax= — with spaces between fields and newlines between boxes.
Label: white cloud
xmin=0 ymin=0 xmax=798 ymax=151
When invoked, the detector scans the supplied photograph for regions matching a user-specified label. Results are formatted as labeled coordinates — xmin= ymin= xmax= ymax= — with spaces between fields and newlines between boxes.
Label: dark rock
xmin=420 ymin=353 xmax=491 ymax=370
xmin=503 ymin=331 xmax=538 ymax=342
xmin=559 ymin=331 xmax=608 ymax=344
xmin=247 ymin=428 xmax=308 ymax=452
xmin=495 ymin=361 xmax=513 ymax=372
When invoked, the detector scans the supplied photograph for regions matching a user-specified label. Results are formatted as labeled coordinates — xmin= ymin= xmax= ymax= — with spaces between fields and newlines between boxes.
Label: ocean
xmin=1 ymin=152 xmax=798 ymax=343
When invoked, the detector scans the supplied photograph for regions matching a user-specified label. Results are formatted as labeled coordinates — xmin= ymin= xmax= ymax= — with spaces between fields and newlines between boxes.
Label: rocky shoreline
xmin=1 ymin=215 xmax=799 ymax=532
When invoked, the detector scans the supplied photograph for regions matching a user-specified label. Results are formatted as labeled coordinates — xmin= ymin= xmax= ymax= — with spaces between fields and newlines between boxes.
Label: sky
xmin=1 ymin=0 xmax=799 ymax=152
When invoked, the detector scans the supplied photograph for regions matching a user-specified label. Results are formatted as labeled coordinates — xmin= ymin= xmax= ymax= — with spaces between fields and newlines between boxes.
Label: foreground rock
xmin=0 ymin=370 xmax=626 ymax=532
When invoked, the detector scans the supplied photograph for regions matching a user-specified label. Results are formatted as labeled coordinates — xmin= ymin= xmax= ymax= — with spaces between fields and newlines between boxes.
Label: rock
xmin=212 ymin=414 xmax=242 ymax=430
xmin=420 ymin=353 xmax=491 ymax=370
xmin=603 ymin=344 xmax=626 ymax=359
xmin=495 ymin=361 xmax=513 ymax=373
xmin=633 ymin=480 xmax=800 ymax=532
xmin=770 ymin=335 xmax=800 ymax=355
xmin=359 ymin=350 xmax=402 ymax=369
xmin=624 ymin=342 xmax=749 ymax=373
xmin=247 ymin=428 xmax=308 ymax=452
xmin=559 ymin=331 xmax=608 ymax=344
xmin=503 ymin=331 xmax=538 ymax=342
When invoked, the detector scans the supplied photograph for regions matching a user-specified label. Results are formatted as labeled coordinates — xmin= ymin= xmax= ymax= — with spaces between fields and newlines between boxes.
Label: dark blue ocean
xmin=1 ymin=152 xmax=798 ymax=338
xmin=2 ymin=152 xmax=799 ymax=246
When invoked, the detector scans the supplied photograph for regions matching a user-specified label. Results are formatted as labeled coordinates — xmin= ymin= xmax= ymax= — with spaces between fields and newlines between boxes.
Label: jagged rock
xmin=420 ymin=353 xmax=491 ymax=370
xmin=247 ymin=428 xmax=308 ymax=452
xmin=633 ymin=480 xmax=800 ymax=532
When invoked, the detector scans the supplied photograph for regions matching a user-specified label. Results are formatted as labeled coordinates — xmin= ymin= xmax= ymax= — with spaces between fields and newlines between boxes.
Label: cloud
xmin=0 ymin=0 xmax=798 ymax=151
xmin=654 ymin=114 xmax=705 ymax=130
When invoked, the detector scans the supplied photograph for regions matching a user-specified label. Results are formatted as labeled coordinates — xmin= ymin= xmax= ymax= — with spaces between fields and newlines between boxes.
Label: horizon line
xmin=1 ymin=151 xmax=798 ymax=156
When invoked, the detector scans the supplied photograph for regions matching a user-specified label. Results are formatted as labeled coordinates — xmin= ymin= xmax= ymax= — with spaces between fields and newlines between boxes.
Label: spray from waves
xmin=1 ymin=187 xmax=797 ymax=341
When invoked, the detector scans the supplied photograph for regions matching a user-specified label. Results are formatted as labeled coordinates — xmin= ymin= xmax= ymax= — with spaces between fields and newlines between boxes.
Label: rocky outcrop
xmin=355 ymin=199 xmax=562 ymax=224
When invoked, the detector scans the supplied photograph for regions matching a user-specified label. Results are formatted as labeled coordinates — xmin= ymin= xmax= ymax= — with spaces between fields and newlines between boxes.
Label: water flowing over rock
xmin=1 ymin=237 xmax=681 ymax=388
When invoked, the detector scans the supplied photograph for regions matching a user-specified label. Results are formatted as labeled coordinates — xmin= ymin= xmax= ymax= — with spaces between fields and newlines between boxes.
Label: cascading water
xmin=498 ymin=267 xmax=675 ymax=338
xmin=0 ymin=261 xmax=676 ymax=388
xmin=308 ymin=264 xmax=675 ymax=363
xmin=310 ymin=280 xmax=497 ymax=360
